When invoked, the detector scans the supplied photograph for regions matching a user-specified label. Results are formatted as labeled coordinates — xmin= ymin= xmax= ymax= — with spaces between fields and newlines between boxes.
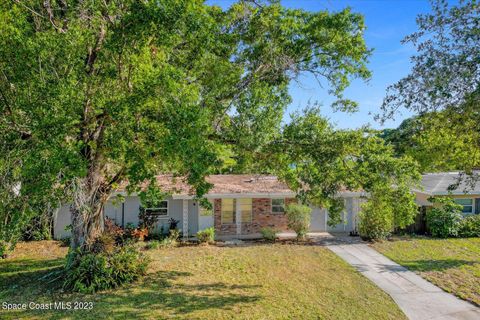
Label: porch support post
xmin=182 ymin=199 xmax=188 ymax=240
xmin=352 ymin=198 xmax=359 ymax=230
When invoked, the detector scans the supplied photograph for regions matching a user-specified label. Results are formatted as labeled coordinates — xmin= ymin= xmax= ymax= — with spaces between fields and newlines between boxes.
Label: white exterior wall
xmin=53 ymin=205 xmax=72 ymax=239
xmin=54 ymin=193 xmax=365 ymax=239
xmin=53 ymin=196 xmax=196 ymax=239
xmin=309 ymin=196 xmax=364 ymax=233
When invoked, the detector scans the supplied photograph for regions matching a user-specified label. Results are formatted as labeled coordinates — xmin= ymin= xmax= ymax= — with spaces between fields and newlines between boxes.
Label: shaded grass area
xmin=372 ymin=236 xmax=480 ymax=306
xmin=1 ymin=241 xmax=406 ymax=319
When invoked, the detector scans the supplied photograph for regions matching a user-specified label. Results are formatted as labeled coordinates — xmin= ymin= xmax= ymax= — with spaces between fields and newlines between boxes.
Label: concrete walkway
xmin=322 ymin=238 xmax=480 ymax=320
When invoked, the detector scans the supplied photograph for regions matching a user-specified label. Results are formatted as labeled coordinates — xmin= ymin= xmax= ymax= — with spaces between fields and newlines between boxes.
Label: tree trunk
xmin=69 ymin=174 xmax=110 ymax=251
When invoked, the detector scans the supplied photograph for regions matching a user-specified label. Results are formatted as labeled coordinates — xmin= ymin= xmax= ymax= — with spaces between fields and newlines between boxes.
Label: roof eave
xmin=431 ymin=191 xmax=480 ymax=196
xmin=172 ymin=192 xmax=297 ymax=199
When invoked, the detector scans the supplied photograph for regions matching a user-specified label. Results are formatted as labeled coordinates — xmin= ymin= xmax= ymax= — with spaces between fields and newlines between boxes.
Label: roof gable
xmin=421 ymin=172 xmax=480 ymax=195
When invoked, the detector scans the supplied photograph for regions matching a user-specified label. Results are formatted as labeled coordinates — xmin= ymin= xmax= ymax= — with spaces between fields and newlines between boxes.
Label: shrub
xmin=122 ymin=223 xmax=148 ymax=242
xmin=161 ymin=237 xmax=176 ymax=247
xmin=147 ymin=232 xmax=164 ymax=241
xmin=104 ymin=218 xmax=124 ymax=238
xmin=260 ymin=227 xmax=278 ymax=241
xmin=59 ymin=236 xmax=71 ymax=247
xmin=458 ymin=215 xmax=480 ymax=237
xmin=168 ymin=218 xmax=180 ymax=230
xmin=169 ymin=229 xmax=180 ymax=242
xmin=131 ymin=228 xmax=149 ymax=241
xmin=138 ymin=207 xmax=160 ymax=231
xmin=21 ymin=214 xmax=53 ymax=241
xmin=146 ymin=229 xmax=181 ymax=249
xmin=63 ymin=244 xmax=149 ymax=293
xmin=285 ymin=204 xmax=311 ymax=240
xmin=358 ymin=197 xmax=393 ymax=241
xmin=91 ymin=233 xmax=116 ymax=254
xmin=426 ymin=198 xmax=463 ymax=238
xmin=145 ymin=240 xmax=161 ymax=250
xmin=196 ymin=227 xmax=215 ymax=244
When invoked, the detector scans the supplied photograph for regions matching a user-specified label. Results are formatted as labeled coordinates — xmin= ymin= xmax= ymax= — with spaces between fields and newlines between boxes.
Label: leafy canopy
xmin=262 ymin=107 xmax=421 ymax=227
xmin=381 ymin=0 xmax=480 ymax=116
xmin=382 ymin=110 xmax=480 ymax=173
xmin=0 ymin=0 xmax=371 ymax=193
xmin=0 ymin=0 xmax=372 ymax=247
xmin=380 ymin=0 xmax=480 ymax=176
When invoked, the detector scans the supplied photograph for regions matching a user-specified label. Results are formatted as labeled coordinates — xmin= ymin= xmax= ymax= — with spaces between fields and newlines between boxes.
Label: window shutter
xmin=475 ymin=198 xmax=480 ymax=214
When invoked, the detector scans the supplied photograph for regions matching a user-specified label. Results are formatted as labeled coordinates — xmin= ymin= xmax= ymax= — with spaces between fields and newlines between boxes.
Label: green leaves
xmin=0 ymin=0 xmax=372 ymax=246
xmin=1 ymin=0 xmax=371 ymax=191
xmin=262 ymin=107 xmax=420 ymax=229
xmin=379 ymin=1 xmax=480 ymax=175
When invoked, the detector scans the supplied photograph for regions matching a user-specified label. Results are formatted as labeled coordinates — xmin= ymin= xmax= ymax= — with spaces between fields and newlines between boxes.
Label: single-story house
xmin=53 ymin=172 xmax=480 ymax=240
xmin=53 ymin=174 xmax=365 ymax=239
xmin=410 ymin=172 xmax=480 ymax=233
xmin=414 ymin=172 xmax=480 ymax=213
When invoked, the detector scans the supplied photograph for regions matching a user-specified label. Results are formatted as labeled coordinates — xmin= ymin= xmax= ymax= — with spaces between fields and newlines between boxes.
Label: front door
xmin=198 ymin=201 xmax=214 ymax=231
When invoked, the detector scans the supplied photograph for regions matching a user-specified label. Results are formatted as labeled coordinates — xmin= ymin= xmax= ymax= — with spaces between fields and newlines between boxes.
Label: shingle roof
xmin=117 ymin=174 xmax=294 ymax=195
xmin=421 ymin=172 xmax=480 ymax=195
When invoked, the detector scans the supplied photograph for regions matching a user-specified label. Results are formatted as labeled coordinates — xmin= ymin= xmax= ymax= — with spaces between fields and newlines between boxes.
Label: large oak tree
xmin=0 ymin=0 xmax=373 ymax=250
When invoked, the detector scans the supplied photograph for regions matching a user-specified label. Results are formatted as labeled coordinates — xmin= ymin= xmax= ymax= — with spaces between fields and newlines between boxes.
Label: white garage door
xmin=310 ymin=207 xmax=327 ymax=231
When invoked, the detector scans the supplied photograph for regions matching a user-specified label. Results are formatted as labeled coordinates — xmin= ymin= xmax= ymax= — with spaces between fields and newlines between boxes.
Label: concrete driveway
xmin=322 ymin=236 xmax=480 ymax=320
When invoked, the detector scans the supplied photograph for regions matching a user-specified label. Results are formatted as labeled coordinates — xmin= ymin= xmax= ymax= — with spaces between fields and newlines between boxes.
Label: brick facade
xmin=214 ymin=199 xmax=237 ymax=235
xmin=214 ymin=197 xmax=296 ymax=235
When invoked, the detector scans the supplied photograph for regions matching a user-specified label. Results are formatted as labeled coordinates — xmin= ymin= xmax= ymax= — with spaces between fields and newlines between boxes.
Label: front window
xmin=454 ymin=198 xmax=474 ymax=214
xmin=221 ymin=199 xmax=235 ymax=224
xmin=271 ymin=198 xmax=285 ymax=214
xmin=239 ymin=198 xmax=252 ymax=223
xmin=145 ymin=200 xmax=168 ymax=216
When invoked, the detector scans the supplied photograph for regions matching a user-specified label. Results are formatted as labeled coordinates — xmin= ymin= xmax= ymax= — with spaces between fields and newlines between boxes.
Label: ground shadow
xmin=399 ymin=259 xmax=477 ymax=272
xmin=101 ymin=275 xmax=262 ymax=318
xmin=0 ymin=258 xmax=65 ymax=297
xmin=2 ymin=266 xmax=262 ymax=319
xmin=0 ymin=258 xmax=65 ymax=274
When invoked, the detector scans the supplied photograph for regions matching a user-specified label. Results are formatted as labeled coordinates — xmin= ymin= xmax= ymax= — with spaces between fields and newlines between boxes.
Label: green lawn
xmin=0 ymin=240 xmax=406 ymax=319
xmin=372 ymin=237 xmax=480 ymax=306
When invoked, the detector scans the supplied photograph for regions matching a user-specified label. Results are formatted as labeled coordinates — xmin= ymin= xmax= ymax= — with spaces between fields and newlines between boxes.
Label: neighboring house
xmin=415 ymin=172 xmax=480 ymax=213
xmin=411 ymin=172 xmax=480 ymax=233
xmin=53 ymin=174 xmax=365 ymax=239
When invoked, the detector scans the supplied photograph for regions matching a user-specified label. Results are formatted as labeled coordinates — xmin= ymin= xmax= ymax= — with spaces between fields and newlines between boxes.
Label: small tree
xmin=285 ymin=204 xmax=311 ymax=240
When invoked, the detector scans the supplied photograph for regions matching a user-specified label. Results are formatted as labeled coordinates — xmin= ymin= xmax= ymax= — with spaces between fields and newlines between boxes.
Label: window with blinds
xmin=239 ymin=198 xmax=252 ymax=223
xmin=221 ymin=198 xmax=235 ymax=224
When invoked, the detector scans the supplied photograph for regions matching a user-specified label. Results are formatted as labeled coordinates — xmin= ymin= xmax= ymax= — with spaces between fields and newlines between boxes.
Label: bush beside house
xmin=458 ymin=215 xmax=480 ymax=237
xmin=285 ymin=204 xmax=311 ymax=240
xmin=197 ymin=227 xmax=215 ymax=244
xmin=260 ymin=227 xmax=278 ymax=241
xmin=425 ymin=197 xmax=480 ymax=238
xmin=426 ymin=199 xmax=463 ymax=238
xmin=63 ymin=218 xmax=153 ymax=293
xmin=358 ymin=196 xmax=393 ymax=240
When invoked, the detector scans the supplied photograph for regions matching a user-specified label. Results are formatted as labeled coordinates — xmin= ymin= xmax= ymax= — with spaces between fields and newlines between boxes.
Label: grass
xmin=0 ymin=240 xmax=406 ymax=319
xmin=372 ymin=236 xmax=480 ymax=306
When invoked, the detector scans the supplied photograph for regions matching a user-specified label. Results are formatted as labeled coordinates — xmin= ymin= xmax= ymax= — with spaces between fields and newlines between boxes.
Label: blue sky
xmin=209 ymin=0 xmax=433 ymax=129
